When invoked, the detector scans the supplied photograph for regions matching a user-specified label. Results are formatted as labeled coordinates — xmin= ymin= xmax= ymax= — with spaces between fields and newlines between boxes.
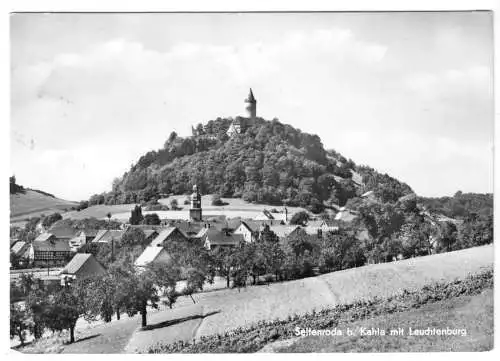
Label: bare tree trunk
xmin=116 ymin=308 xmax=120 ymax=320
xmin=226 ymin=274 xmax=230 ymax=288
xmin=141 ymin=306 xmax=147 ymax=327
xmin=69 ymin=325 xmax=75 ymax=343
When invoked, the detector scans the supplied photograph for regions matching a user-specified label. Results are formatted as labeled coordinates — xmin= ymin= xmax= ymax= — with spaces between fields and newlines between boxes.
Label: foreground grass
xmin=279 ymin=289 xmax=493 ymax=352
xmin=148 ymin=268 xmax=493 ymax=353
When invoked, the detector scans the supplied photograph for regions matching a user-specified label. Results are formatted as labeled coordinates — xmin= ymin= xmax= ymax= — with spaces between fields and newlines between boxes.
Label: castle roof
xmin=246 ymin=88 xmax=256 ymax=103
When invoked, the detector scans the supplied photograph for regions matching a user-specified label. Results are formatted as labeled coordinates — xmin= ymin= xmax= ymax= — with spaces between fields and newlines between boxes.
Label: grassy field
xmin=62 ymin=204 xmax=136 ymax=220
xmin=191 ymin=245 xmax=493 ymax=339
xmin=149 ymin=267 xmax=493 ymax=353
xmin=62 ymin=195 xmax=306 ymax=221
xmin=278 ymin=288 xmax=493 ymax=352
xmin=10 ymin=190 xmax=77 ymax=222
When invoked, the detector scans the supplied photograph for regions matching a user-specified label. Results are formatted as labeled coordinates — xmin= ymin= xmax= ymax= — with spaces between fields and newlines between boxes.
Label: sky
xmin=10 ymin=12 xmax=494 ymax=201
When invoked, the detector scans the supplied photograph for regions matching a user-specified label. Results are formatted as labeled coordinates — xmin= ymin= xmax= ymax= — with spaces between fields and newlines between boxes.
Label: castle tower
xmin=245 ymin=88 xmax=257 ymax=119
xmin=190 ymin=185 xmax=202 ymax=221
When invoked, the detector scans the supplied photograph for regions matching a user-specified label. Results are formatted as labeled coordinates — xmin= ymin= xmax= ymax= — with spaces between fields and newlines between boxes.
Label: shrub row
xmin=148 ymin=268 xmax=493 ymax=353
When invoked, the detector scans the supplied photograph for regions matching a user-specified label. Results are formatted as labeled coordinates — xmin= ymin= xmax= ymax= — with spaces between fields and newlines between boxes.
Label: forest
xmin=83 ymin=117 xmax=414 ymax=213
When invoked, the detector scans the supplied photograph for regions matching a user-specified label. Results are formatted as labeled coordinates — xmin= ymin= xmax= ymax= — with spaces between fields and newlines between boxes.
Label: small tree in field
xmin=120 ymin=262 xmax=181 ymax=327
xmin=170 ymin=198 xmax=179 ymax=210
xmin=44 ymin=284 xmax=94 ymax=344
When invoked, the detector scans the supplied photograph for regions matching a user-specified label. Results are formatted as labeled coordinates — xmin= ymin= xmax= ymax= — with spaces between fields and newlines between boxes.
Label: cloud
xmin=404 ymin=65 xmax=492 ymax=100
xmin=10 ymin=20 xmax=492 ymax=200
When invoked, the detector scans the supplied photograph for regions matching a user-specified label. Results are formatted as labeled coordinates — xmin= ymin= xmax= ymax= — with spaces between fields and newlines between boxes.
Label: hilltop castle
xmin=227 ymin=88 xmax=257 ymax=137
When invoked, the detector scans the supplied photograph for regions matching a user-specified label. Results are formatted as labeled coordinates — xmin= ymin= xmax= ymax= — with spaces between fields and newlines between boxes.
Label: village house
xmin=233 ymin=220 xmax=260 ymax=243
xmin=92 ymin=229 xmax=125 ymax=244
xmin=166 ymin=220 xmax=204 ymax=238
xmin=134 ymin=246 xmax=172 ymax=268
xmin=59 ymin=253 xmax=106 ymax=285
xmin=149 ymin=227 xmax=187 ymax=247
xmin=28 ymin=238 xmax=73 ymax=267
xmin=10 ymin=241 xmax=30 ymax=267
xmin=34 ymin=232 xmax=57 ymax=243
xmin=68 ymin=230 xmax=98 ymax=251
xmin=196 ymin=228 xmax=245 ymax=250
xmin=48 ymin=222 xmax=80 ymax=241
xmin=124 ymin=224 xmax=161 ymax=243
xmin=266 ymin=224 xmax=301 ymax=240
xmin=303 ymin=220 xmax=339 ymax=239
xmin=11 ymin=240 xmax=29 ymax=257
xmin=334 ymin=207 xmax=359 ymax=222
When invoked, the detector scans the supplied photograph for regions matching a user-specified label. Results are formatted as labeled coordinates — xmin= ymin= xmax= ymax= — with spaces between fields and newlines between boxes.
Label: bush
xmin=211 ymin=194 xmax=228 ymax=206
xmin=170 ymin=199 xmax=179 ymax=210
xmin=143 ymin=213 xmax=161 ymax=225
xmin=290 ymin=211 xmax=309 ymax=226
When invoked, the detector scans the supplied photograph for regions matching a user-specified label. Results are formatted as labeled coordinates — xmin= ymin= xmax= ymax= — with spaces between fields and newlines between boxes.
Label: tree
xmin=24 ymin=281 xmax=50 ymax=340
xmin=129 ymin=205 xmax=144 ymax=225
xmin=211 ymin=194 xmax=225 ymax=206
xmin=320 ymin=228 xmax=365 ymax=272
xmin=290 ymin=211 xmax=310 ymax=226
xmin=113 ymin=261 xmax=181 ymax=327
xmin=10 ymin=175 xmax=24 ymax=194
xmin=435 ymin=222 xmax=458 ymax=253
xmin=77 ymin=275 xmax=116 ymax=323
xmin=121 ymin=228 xmax=148 ymax=249
xmin=182 ymin=268 xmax=206 ymax=303
xmin=10 ymin=303 xmax=30 ymax=346
xmin=77 ymin=200 xmax=89 ymax=211
xmin=10 ymin=251 xmax=23 ymax=269
xmin=44 ymin=285 xmax=91 ymax=343
xmin=168 ymin=131 xmax=178 ymax=143
xmin=457 ymin=215 xmax=493 ymax=249
xmin=170 ymin=198 xmax=179 ymax=210
xmin=143 ymin=213 xmax=161 ymax=225
xmin=42 ymin=212 xmax=63 ymax=228
xmin=213 ymin=247 xmax=237 ymax=288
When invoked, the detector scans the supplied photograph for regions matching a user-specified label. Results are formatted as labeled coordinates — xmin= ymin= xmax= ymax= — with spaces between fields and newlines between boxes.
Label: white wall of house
xmin=234 ymin=224 xmax=253 ymax=243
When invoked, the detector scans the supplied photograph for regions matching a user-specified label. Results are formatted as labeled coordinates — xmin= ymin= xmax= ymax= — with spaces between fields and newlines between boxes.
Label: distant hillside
xmin=88 ymin=117 xmax=413 ymax=213
xmin=10 ymin=177 xmax=77 ymax=221
xmin=417 ymin=192 xmax=493 ymax=220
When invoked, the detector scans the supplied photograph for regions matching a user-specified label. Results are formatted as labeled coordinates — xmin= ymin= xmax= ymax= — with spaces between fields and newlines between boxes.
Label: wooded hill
xmin=94 ymin=117 xmax=414 ymax=213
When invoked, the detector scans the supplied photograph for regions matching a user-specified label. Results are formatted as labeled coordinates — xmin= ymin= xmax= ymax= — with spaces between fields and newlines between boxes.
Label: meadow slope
xmin=144 ymin=245 xmax=493 ymax=348
xmin=62 ymin=195 xmax=306 ymax=221
xmin=192 ymin=245 xmax=493 ymax=339
xmin=10 ymin=190 xmax=77 ymax=222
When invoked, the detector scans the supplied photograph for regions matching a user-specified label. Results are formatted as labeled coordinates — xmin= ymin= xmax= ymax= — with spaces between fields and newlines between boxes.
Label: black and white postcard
xmin=7 ymin=6 xmax=496 ymax=355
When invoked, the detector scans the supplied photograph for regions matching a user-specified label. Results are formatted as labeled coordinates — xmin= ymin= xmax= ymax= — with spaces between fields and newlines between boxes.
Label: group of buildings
xmin=10 ymin=189 xmax=337 ymax=285
xmin=9 ymin=88 xmax=341 ymax=284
